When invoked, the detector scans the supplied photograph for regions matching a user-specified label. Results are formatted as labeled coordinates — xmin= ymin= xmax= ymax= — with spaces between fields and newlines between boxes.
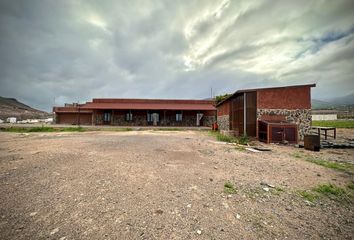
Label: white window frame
xmin=126 ymin=112 xmax=133 ymax=121
xmin=176 ymin=112 xmax=183 ymax=122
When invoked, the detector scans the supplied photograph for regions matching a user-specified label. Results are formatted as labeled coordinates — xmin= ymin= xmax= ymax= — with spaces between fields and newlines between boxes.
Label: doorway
xmin=103 ymin=111 xmax=111 ymax=125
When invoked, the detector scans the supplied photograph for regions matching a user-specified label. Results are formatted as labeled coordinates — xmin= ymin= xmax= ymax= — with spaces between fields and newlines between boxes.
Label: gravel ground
xmin=0 ymin=130 xmax=353 ymax=239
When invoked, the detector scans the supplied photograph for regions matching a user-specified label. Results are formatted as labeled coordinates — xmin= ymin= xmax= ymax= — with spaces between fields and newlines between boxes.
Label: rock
xmin=196 ymin=230 xmax=202 ymax=235
xmin=260 ymin=181 xmax=275 ymax=188
xmin=305 ymin=200 xmax=315 ymax=206
xmin=50 ymin=228 xmax=59 ymax=235
xmin=317 ymin=173 xmax=321 ymax=177
xmin=285 ymin=206 xmax=292 ymax=211
xmin=214 ymin=166 xmax=218 ymax=169
xmin=209 ymin=178 xmax=213 ymax=182
xmin=227 ymin=195 xmax=232 ymax=199
xmin=29 ymin=212 xmax=37 ymax=217
xmin=59 ymin=237 xmax=66 ymax=240
xmin=222 ymin=202 xmax=229 ymax=209
xmin=236 ymin=213 xmax=241 ymax=219
xmin=155 ymin=209 xmax=163 ymax=214
xmin=187 ymin=204 xmax=192 ymax=208
xmin=263 ymin=187 xmax=270 ymax=192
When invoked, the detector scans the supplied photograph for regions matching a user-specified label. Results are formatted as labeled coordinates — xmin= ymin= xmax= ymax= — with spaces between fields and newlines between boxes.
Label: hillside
xmin=0 ymin=96 xmax=51 ymax=120
xmin=329 ymin=92 xmax=354 ymax=105
xmin=312 ymin=93 xmax=354 ymax=109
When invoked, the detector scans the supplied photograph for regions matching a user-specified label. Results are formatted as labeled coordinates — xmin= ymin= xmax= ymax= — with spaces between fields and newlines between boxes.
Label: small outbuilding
xmin=216 ymin=84 xmax=315 ymax=141
xmin=311 ymin=110 xmax=338 ymax=121
xmin=6 ymin=117 xmax=17 ymax=123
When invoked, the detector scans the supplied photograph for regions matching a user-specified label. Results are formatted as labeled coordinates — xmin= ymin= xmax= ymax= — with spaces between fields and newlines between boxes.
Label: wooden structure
xmin=216 ymin=84 xmax=315 ymax=140
xmin=311 ymin=126 xmax=336 ymax=140
xmin=258 ymin=120 xmax=298 ymax=144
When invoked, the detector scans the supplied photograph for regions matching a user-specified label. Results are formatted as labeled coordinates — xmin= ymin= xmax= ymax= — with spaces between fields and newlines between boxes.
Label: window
xmin=103 ymin=112 xmax=111 ymax=122
xmin=126 ymin=112 xmax=133 ymax=121
xmin=147 ymin=112 xmax=159 ymax=122
xmin=176 ymin=112 xmax=183 ymax=121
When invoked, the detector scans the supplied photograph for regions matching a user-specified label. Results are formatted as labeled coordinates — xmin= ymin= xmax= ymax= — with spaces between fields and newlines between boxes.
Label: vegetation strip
xmin=224 ymin=181 xmax=237 ymax=194
xmin=312 ymin=120 xmax=354 ymax=128
xmin=209 ymin=131 xmax=249 ymax=145
xmin=291 ymin=152 xmax=353 ymax=175
xmin=298 ymin=183 xmax=353 ymax=203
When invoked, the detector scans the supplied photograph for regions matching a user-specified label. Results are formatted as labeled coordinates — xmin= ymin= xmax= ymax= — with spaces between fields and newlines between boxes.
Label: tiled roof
xmin=81 ymin=102 xmax=216 ymax=111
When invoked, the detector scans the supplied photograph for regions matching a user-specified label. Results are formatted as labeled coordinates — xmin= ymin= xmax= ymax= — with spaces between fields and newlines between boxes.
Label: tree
xmin=215 ymin=93 xmax=232 ymax=104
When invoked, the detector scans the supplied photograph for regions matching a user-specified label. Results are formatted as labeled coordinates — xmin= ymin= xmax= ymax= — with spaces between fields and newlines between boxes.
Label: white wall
xmin=312 ymin=114 xmax=337 ymax=121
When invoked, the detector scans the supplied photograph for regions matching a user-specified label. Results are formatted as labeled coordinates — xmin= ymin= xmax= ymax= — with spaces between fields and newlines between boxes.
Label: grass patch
xmin=312 ymin=120 xmax=354 ymax=128
xmin=1 ymin=126 xmax=85 ymax=133
xmin=347 ymin=182 xmax=354 ymax=191
xmin=298 ymin=184 xmax=352 ymax=203
xmin=313 ymin=184 xmax=347 ymax=197
xmin=237 ymin=135 xmax=249 ymax=145
xmin=305 ymin=156 xmax=353 ymax=174
xmin=111 ymin=128 xmax=133 ymax=131
xmin=209 ymin=131 xmax=250 ymax=145
xmin=60 ymin=127 xmax=85 ymax=132
xmin=290 ymin=152 xmax=353 ymax=174
xmin=297 ymin=190 xmax=319 ymax=202
xmin=224 ymin=181 xmax=237 ymax=194
xmin=153 ymin=128 xmax=182 ymax=131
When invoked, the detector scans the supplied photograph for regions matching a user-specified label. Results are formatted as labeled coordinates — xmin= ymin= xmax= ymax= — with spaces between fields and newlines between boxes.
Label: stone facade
xmin=257 ymin=109 xmax=312 ymax=140
xmin=203 ymin=115 xmax=216 ymax=127
xmin=217 ymin=115 xmax=230 ymax=131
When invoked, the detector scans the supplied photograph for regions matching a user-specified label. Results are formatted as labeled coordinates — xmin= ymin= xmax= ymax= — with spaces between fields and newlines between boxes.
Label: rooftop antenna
xmin=211 ymin=87 xmax=213 ymax=99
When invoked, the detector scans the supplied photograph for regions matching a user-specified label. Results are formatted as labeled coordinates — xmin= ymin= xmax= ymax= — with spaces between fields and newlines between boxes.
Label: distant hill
xmin=312 ymin=92 xmax=354 ymax=109
xmin=329 ymin=93 xmax=354 ymax=105
xmin=0 ymin=96 xmax=51 ymax=120
xmin=311 ymin=99 xmax=334 ymax=109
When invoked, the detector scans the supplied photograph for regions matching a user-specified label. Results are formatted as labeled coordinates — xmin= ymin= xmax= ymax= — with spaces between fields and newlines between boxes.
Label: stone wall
xmin=203 ymin=116 xmax=216 ymax=127
xmin=257 ymin=109 xmax=312 ymax=140
xmin=217 ymin=115 xmax=230 ymax=131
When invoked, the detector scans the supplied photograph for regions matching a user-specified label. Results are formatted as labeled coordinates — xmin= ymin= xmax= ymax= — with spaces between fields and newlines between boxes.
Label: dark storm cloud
xmin=0 ymin=0 xmax=353 ymax=111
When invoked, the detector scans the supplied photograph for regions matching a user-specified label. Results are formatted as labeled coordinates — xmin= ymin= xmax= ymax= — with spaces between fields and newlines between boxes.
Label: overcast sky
xmin=0 ymin=0 xmax=353 ymax=111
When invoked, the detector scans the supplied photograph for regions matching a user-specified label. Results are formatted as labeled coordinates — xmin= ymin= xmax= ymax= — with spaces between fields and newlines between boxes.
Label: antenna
xmin=211 ymin=87 xmax=213 ymax=99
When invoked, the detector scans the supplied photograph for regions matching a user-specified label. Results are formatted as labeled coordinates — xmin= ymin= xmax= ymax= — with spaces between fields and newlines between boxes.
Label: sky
xmin=0 ymin=0 xmax=354 ymax=111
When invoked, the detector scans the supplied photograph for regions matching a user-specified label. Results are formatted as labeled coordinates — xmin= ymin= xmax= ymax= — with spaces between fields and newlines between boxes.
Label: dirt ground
xmin=0 ymin=129 xmax=353 ymax=239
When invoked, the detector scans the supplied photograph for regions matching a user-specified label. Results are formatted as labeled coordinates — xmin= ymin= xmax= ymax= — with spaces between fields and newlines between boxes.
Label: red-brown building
xmin=53 ymin=98 xmax=216 ymax=127
xmin=216 ymin=84 xmax=316 ymax=142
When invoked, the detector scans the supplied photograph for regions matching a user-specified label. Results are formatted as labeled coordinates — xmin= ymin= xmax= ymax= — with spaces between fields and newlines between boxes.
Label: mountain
xmin=0 ymin=96 xmax=51 ymax=120
xmin=311 ymin=99 xmax=334 ymax=109
xmin=329 ymin=93 xmax=354 ymax=105
xmin=312 ymin=93 xmax=354 ymax=109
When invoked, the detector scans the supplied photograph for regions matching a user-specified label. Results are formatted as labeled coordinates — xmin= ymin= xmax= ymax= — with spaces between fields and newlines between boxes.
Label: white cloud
xmin=0 ymin=0 xmax=353 ymax=110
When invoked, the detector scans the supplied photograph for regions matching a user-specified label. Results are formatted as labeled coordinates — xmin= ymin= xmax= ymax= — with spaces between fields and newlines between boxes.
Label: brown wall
xmin=217 ymin=101 xmax=230 ymax=116
xmin=56 ymin=109 xmax=215 ymax=127
xmin=257 ymin=86 xmax=311 ymax=109
xmin=56 ymin=113 xmax=92 ymax=125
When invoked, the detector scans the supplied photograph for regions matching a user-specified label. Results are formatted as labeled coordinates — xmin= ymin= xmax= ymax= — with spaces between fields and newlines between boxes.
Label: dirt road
xmin=0 ymin=130 xmax=353 ymax=239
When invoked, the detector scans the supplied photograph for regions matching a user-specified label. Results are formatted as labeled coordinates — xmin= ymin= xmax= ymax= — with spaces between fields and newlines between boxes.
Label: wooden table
xmin=311 ymin=127 xmax=336 ymax=140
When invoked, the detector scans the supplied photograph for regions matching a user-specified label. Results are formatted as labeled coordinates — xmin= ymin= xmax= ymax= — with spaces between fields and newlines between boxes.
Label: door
xmin=196 ymin=113 xmax=203 ymax=126
xmin=103 ymin=111 xmax=111 ymax=125
xmin=152 ymin=113 xmax=159 ymax=126
xmin=246 ymin=92 xmax=257 ymax=137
